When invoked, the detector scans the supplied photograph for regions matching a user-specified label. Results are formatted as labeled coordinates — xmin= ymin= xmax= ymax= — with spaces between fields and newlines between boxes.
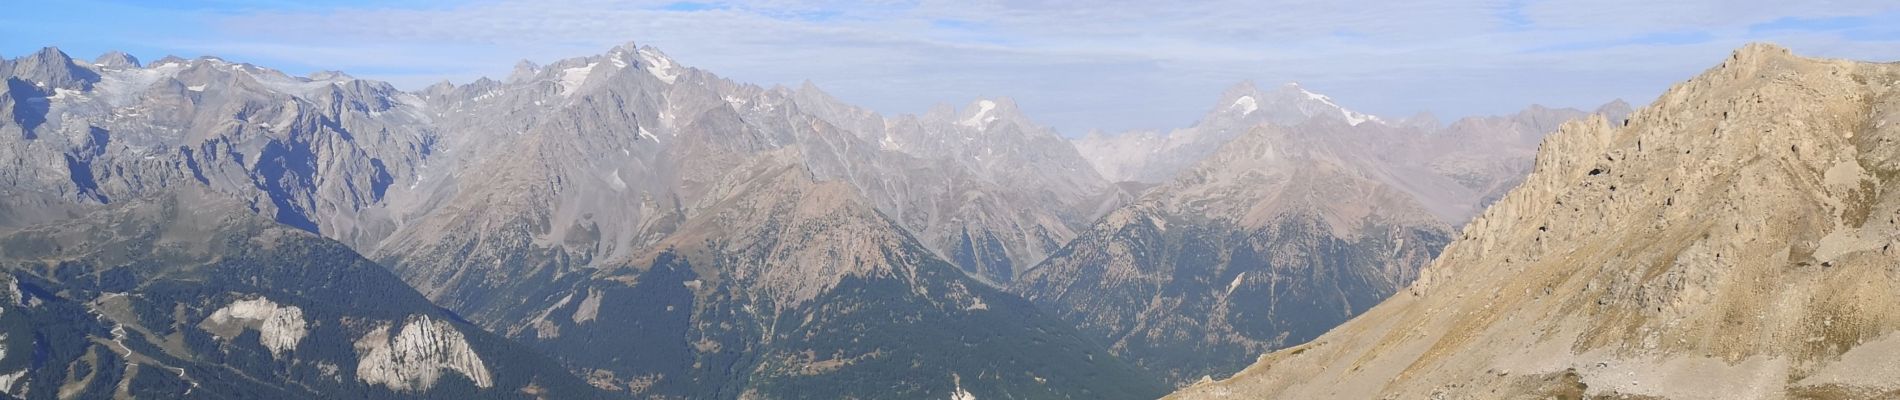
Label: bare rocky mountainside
xmin=506 ymin=154 xmax=1162 ymax=398
xmin=366 ymin=45 xmax=1159 ymax=398
xmin=1016 ymin=119 xmax=1456 ymax=385
xmin=0 ymin=44 xmax=1162 ymax=398
xmin=1171 ymin=44 xmax=1900 ymax=399
xmin=0 ymin=189 xmax=604 ymax=398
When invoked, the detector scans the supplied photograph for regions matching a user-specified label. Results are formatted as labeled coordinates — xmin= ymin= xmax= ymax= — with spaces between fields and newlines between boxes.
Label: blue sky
xmin=5 ymin=0 xmax=1898 ymax=135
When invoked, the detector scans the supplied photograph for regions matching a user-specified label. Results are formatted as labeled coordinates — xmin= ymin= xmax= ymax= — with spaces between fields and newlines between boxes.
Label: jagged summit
xmin=8 ymin=46 xmax=99 ymax=90
xmin=93 ymin=50 xmax=140 ymax=69
xmin=506 ymin=59 xmax=541 ymax=82
xmin=606 ymin=40 xmax=643 ymax=55
xmin=148 ymin=54 xmax=189 ymax=66
xmin=1172 ymin=42 xmax=1900 ymax=400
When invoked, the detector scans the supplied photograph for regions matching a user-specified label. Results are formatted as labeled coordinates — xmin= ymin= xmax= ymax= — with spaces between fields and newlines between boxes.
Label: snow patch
xmin=257 ymin=79 xmax=333 ymax=96
xmin=960 ymin=100 xmax=998 ymax=129
xmin=637 ymin=48 xmax=680 ymax=84
xmin=204 ymin=297 xmax=308 ymax=358
xmin=96 ymin=65 xmax=178 ymax=107
xmin=48 ymin=88 xmax=85 ymax=101
xmin=186 ymin=84 xmax=206 ymax=92
xmin=355 ymin=316 xmax=494 ymax=392
xmin=880 ymin=133 xmax=901 ymax=151
xmin=1226 ymin=272 xmax=1247 ymax=296
xmin=558 ymin=62 xmax=599 ymax=96
xmin=1230 ymin=95 xmax=1258 ymax=116
xmin=1295 ymin=86 xmax=1383 ymax=126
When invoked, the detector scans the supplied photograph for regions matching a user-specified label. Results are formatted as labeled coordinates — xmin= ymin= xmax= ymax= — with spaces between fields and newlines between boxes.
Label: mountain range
xmin=0 ymin=39 xmax=1676 ymax=399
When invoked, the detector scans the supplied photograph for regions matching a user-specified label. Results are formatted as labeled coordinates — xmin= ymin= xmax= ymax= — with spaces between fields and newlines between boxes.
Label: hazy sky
xmin=5 ymin=0 xmax=1898 ymax=135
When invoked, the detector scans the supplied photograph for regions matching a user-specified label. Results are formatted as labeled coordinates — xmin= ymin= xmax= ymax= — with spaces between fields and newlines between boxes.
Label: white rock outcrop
xmin=204 ymin=297 xmax=308 ymax=357
xmin=354 ymin=315 xmax=493 ymax=392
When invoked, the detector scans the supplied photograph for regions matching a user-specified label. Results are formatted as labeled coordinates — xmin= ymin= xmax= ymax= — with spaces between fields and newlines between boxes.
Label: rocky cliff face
xmin=1171 ymin=43 xmax=1900 ymax=399
xmin=0 ymin=47 xmax=432 ymax=251
xmin=355 ymin=315 xmax=495 ymax=392
xmin=1016 ymin=120 xmax=1455 ymax=385
xmin=0 ymin=189 xmax=600 ymax=398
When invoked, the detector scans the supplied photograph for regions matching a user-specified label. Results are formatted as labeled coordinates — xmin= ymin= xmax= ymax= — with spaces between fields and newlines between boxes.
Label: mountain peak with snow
xmin=1196 ymin=80 xmax=1385 ymax=127
xmin=1268 ymin=82 xmax=1383 ymax=126
xmin=632 ymin=45 xmax=681 ymax=84
xmin=957 ymin=97 xmax=1022 ymax=131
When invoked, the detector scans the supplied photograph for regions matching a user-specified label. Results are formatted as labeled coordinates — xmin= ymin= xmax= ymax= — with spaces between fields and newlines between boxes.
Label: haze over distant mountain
xmin=1024 ymin=79 xmax=1632 ymax=385
xmin=1173 ymin=44 xmax=1900 ymax=399
xmin=1072 ymin=82 xmax=1382 ymax=185
xmin=1071 ymin=81 xmax=1626 ymax=224
xmin=1018 ymin=118 xmax=1456 ymax=385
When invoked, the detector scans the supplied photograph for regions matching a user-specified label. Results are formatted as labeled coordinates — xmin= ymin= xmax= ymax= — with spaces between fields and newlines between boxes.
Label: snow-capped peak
xmin=1283 ymin=82 xmax=1384 ymax=126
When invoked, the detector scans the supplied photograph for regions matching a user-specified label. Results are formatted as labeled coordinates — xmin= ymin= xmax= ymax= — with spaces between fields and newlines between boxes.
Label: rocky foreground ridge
xmin=1171 ymin=43 xmax=1900 ymax=399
